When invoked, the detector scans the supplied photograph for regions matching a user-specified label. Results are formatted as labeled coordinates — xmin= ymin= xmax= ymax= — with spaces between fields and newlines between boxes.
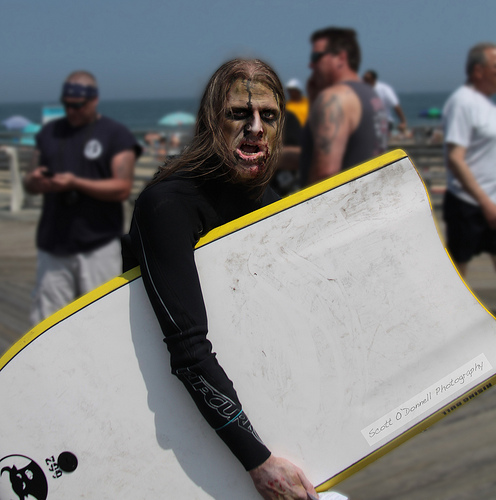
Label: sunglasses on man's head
xmin=310 ymin=51 xmax=332 ymax=64
xmin=60 ymin=99 xmax=91 ymax=110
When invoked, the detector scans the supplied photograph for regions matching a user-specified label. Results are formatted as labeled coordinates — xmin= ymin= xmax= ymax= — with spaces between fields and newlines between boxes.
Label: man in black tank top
xmin=300 ymin=27 xmax=388 ymax=187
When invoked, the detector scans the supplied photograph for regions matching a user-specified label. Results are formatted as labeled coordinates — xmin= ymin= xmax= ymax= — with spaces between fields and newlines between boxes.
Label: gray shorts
xmin=30 ymin=238 xmax=122 ymax=326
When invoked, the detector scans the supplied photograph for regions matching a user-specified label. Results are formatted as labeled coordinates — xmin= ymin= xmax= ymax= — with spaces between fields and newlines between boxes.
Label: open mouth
xmin=236 ymin=142 xmax=267 ymax=163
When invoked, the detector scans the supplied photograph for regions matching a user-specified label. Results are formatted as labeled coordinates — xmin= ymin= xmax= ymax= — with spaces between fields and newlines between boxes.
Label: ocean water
xmin=0 ymin=97 xmax=201 ymax=133
xmin=0 ymin=91 xmax=453 ymax=133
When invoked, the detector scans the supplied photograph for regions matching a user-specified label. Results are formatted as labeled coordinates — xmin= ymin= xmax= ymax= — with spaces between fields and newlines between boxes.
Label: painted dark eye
xmin=227 ymin=108 xmax=248 ymax=120
xmin=262 ymin=110 xmax=278 ymax=122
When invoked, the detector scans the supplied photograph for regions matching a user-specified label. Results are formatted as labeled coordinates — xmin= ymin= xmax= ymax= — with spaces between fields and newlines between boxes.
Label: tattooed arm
xmin=39 ymin=149 xmax=136 ymax=202
xmin=308 ymin=85 xmax=359 ymax=183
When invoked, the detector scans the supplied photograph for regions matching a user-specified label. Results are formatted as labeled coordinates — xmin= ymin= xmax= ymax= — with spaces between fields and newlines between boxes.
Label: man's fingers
xmin=298 ymin=469 xmax=317 ymax=499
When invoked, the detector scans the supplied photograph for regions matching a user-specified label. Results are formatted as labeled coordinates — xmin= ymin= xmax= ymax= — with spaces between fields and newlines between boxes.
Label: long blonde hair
xmin=150 ymin=59 xmax=286 ymax=193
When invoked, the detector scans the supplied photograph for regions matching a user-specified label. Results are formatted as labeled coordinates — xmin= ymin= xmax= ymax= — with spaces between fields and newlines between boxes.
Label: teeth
xmin=236 ymin=143 xmax=265 ymax=163
xmin=241 ymin=144 xmax=259 ymax=154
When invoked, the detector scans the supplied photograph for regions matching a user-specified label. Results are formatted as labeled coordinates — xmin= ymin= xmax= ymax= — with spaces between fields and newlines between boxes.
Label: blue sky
xmin=1 ymin=0 xmax=495 ymax=102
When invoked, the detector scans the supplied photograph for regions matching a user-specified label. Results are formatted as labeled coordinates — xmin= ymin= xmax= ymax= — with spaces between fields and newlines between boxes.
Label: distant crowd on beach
xmin=143 ymin=130 xmax=186 ymax=161
xmin=4 ymin=25 xmax=495 ymax=330
xmin=14 ymin=25 xmax=496 ymax=335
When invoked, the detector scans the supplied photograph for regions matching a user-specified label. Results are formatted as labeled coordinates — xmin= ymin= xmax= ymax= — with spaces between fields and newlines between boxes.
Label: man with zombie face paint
xmin=122 ymin=59 xmax=318 ymax=499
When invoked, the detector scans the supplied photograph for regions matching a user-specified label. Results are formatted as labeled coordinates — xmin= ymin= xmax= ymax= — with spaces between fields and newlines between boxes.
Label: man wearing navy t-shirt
xmin=24 ymin=70 xmax=142 ymax=324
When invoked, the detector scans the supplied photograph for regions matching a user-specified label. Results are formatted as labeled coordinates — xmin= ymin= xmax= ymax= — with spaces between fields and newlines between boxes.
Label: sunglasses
xmin=310 ymin=51 xmax=332 ymax=64
xmin=60 ymin=99 xmax=92 ymax=110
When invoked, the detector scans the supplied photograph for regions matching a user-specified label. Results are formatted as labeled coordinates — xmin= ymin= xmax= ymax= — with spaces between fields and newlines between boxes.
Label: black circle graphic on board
xmin=0 ymin=455 xmax=48 ymax=500
xmin=57 ymin=452 xmax=78 ymax=473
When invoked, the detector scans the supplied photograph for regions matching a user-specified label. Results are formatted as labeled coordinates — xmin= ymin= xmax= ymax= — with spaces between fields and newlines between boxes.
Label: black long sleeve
xmin=123 ymin=173 xmax=278 ymax=470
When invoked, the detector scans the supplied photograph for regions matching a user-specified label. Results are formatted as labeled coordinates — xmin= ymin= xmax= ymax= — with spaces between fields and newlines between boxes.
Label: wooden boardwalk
xmin=1 ymin=155 xmax=496 ymax=498
xmin=0 ymin=211 xmax=38 ymax=354
xmin=0 ymin=155 xmax=159 ymax=354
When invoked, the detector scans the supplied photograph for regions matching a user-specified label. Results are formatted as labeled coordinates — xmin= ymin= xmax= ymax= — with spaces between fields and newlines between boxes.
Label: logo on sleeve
xmin=84 ymin=139 xmax=103 ymax=160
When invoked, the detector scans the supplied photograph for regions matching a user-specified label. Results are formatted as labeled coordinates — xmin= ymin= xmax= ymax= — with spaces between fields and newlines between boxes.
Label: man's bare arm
xmin=308 ymin=88 xmax=352 ymax=184
xmin=28 ymin=150 xmax=136 ymax=202
xmin=394 ymin=105 xmax=407 ymax=132
xmin=446 ymin=143 xmax=496 ymax=228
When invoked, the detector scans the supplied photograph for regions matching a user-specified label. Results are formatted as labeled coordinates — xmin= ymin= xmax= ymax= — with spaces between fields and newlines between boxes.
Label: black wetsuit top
xmin=122 ymin=171 xmax=279 ymax=471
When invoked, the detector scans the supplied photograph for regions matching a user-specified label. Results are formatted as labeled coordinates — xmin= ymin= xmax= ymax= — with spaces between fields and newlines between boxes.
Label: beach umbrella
xmin=42 ymin=104 xmax=65 ymax=124
xmin=418 ymin=107 xmax=442 ymax=119
xmin=1 ymin=115 xmax=33 ymax=130
xmin=158 ymin=111 xmax=195 ymax=127
xmin=19 ymin=123 xmax=42 ymax=145
xmin=22 ymin=123 xmax=42 ymax=134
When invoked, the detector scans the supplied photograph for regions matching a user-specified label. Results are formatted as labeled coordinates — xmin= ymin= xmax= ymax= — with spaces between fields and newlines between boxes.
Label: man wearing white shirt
xmin=363 ymin=69 xmax=407 ymax=133
xmin=442 ymin=43 xmax=496 ymax=276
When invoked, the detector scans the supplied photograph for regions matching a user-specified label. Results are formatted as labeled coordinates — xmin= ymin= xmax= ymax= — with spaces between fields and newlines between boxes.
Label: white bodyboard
xmin=1 ymin=151 xmax=495 ymax=499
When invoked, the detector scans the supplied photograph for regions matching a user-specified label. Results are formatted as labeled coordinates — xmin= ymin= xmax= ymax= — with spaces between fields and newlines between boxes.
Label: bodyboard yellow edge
xmin=0 ymin=149 xmax=406 ymax=371
xmin=2 ymin=148 xmax=493 ymax=494
xmin=316 ymin=374 xmax=496 ymax=491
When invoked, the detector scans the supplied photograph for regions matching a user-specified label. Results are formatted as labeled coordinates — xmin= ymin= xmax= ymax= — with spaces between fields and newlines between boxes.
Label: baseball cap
xmin=286 ymin=78 xmax=304 ymax=91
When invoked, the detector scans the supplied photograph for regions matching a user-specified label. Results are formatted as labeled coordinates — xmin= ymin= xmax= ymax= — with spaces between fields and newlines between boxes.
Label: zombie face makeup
xmin=221 ymin=78 xmax=280 ymax=182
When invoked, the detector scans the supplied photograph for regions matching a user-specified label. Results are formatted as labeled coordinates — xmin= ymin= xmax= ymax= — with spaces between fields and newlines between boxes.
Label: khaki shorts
xmin=30 ymin=238 xmax=122 ymax=326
